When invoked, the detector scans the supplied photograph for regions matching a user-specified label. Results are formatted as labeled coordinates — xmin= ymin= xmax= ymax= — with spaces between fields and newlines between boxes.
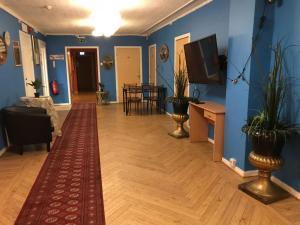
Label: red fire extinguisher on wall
xmin=50 ymin=80 xmax=59 ymax=95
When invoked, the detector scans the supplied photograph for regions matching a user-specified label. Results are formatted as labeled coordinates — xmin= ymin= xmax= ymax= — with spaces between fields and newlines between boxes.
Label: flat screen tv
xmin=184 ymin=34 xmax=224 ymax=84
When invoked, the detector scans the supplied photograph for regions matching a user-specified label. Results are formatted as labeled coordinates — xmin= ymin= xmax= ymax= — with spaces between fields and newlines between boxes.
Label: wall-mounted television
xmin=184 ymin=34 xmax=225 ymax=84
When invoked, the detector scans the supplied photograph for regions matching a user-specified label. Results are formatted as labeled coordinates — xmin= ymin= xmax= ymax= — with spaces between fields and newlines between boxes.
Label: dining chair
xmin=142 ymin=83 xmax=154 ymax=113
xmin=149 ymin=86 xmax=160 ymax=114
xmin=126 ymin=85 xmax=142 ymax=115
xmin=123 ymin=83 xmax=137 ymax=113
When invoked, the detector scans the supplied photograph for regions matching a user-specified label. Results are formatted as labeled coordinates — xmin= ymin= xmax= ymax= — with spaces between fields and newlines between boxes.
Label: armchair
xmin=2 ymin=106 xmax=53 ymax=155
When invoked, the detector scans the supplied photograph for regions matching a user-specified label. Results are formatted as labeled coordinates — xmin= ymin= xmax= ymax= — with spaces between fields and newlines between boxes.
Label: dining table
xmin=122 ymin=85 xmax=166 ymax=115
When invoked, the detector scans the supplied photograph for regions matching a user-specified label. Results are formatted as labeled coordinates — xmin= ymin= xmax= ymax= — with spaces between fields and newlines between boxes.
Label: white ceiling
xmin=0 ymin=0 xmax=211 ymax=36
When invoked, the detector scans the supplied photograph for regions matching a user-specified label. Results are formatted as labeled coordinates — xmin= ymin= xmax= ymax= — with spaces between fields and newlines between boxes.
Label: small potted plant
xmin=27 ymin=79 xmax=43 ymax=98
xmin=99 ymin=82 xmax=104 ymax=92
xmin=239 ymin=43 xmax=299 ymax=204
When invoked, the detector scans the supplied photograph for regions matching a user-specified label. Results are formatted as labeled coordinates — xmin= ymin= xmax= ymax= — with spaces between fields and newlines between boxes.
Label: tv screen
xmin=184 ymin=34 xmax=222 ymax=84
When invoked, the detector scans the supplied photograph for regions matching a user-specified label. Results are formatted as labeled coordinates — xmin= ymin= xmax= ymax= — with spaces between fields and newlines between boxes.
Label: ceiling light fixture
xmin=90 ymin=3 xmax=123 ymax=37
xmin=74 ymin=0 xmax=124 ymax=37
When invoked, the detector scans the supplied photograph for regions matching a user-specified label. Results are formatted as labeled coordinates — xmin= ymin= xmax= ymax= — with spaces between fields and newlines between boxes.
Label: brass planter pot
xmin=168 ymin=114 xmax=189 ymax=139
xmin=239 ymin=151 xmax=289 ymax=204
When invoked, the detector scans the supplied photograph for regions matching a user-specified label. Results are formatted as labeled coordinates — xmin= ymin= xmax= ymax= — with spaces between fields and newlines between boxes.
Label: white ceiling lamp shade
xmin=90 ymin=8 xmax=123 ymax=37
xmin=74 ymin=0 xmax=124 ymax=37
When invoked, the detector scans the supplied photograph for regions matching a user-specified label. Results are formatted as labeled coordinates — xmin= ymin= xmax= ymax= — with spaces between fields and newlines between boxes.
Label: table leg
xmin=213 ymin=114 xmax=224 ymax=162
xmin=189 ymin=104 xmax=208 ymax=142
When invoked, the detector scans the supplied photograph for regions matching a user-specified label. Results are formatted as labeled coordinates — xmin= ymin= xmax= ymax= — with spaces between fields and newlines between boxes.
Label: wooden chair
xmin=149 ymin=86 xmax=160 ymax=114
xmin=126 ymin=85 xmax=142 ymax=115
xmin=123 ymin=83 xmax=137 ymax=113
xmin=142 ymin=83 xmax=154 ymax=113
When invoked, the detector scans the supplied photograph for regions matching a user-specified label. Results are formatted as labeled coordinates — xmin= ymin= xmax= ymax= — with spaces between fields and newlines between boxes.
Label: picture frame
xmin=32 ymin=36 xmax=40 ymax=64
xmin=13 ymin=41 xmax=22 ymax=66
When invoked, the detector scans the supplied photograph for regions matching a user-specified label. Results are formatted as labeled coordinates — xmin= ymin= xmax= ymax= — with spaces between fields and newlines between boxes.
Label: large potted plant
xmin=27 ymin=79 xmax=43 ymax=98
xmin=167 ymin=56 xmax=193 ymax=138
xmin=239 ymin=43 xmax=299 ymax=204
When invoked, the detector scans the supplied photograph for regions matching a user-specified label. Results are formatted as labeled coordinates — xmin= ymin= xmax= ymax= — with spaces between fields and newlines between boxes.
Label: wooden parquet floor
xmin=97 ymin=104 xmax=300 ymax=225
xmin=0 ymin=103 xmax=299 ymax=224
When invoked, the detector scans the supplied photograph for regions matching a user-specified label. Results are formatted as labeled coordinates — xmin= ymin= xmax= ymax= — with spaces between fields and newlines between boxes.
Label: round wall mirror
xmin=0 ymin=37 xmax=8 ymax=65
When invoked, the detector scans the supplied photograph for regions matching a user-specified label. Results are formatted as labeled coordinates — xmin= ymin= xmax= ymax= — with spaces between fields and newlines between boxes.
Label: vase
xmin=238 ymin=135 xmax=289 ymax=204
xmin=34 ymin=92 xmax=40 ymax=98
xmin=168 ymin=100 xmax=189 ymax=138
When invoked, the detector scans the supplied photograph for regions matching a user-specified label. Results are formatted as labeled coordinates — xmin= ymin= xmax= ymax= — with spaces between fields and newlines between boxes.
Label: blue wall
xmin=224 ymin=0 xmax=300 ymax=192
xmin=147 ymin=0 xmax=230 ymax=113
xmin=271 ymin=0 xmax=300 ymax=191
xmin=0 ymin=9 xmax=45 ymax=150
xmin=224 ymin=0 xmax=257 ymax=169
xmin=45 ymin=35 xmax=148 ymax=103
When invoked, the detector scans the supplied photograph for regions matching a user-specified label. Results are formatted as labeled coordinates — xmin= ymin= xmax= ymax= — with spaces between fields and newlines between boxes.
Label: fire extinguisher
xmin=50 ymin=80 xmax=59 ymax=95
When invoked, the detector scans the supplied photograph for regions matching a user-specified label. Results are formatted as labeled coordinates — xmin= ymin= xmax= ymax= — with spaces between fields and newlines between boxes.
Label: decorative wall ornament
xmin=160 ymin=43 xmax=169 ymax=62
xmin=102 ymin=56 xmax=113 ymax=70
xmin=3 ymin=31 xmax=11 ymax=46
xmin=0 ymin=36 xmax=8 ymax=65
xmin=13 ymin=41 xmax=22 ymax=66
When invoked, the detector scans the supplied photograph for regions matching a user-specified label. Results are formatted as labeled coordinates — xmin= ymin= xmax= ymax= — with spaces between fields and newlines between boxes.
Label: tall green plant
xmin=174 ymin=55 xmax=188 ymax=99
xmin=243 ymin=43 xmax=297 ymax=140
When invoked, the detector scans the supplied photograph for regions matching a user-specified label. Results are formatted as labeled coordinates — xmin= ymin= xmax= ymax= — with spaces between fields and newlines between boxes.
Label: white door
xmin=19 ymin=31 xmax=35 ymax=97
xmin=38 ymin=40 xmax=50 ymax=96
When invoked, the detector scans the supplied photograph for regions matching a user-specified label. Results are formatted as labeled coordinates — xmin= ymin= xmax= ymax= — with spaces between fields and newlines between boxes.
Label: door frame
xmin=174 ymin=33 xmax=191 ymax=97
xmin=38 ymin=40 xmax=50 ymax=96
xmin=65 ymin=46 xmax=100 ymax=104
xmin=148 ymin=44 xmax=157 ymax=85
xmin=19 ymin=30 xmax=35 ymax=97
xmin=114 ymin=46 xmax=143 ymax=103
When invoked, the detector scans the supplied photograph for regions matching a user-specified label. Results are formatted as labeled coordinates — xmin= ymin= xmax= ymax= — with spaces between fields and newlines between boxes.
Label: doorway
xmin=66 ymin=47 xmax=100 ymax=103
xmin=115 ymin=46 xmax=142 ymax=102
xmin=19 ymin=31 xmax=35 ymax=97
xmin=174 ymin=33 xmax=190 ymax=97
xmin=38 ymin=40 xmax=50 ymax=96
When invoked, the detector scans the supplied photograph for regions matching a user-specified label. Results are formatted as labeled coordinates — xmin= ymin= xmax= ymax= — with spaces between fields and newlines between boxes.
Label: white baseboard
xmin=166 ymin=112 xmax=172 ymax=117
xmin=271 ymin=176 xmax=300 ymax=200
xmin=0 ymin=147 xmax=7 ymax=157
xmin=54 ymin=103 xmax=71 ymax=106
xmin=54 ymin=104 xmax=72 ymax=111
xmin=222 ymin=157 xmax=300 ymax=200
xmin=208 ymin=138 xmax=215 ymax=144
xmin=109 ymin=101 xmax=118 ymax=104
xmin=222 ymin=157 xmax=258 ymax=178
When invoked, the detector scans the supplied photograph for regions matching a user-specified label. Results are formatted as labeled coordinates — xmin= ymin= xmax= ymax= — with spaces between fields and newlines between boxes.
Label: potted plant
xmin=239 ymin=43 xmax=299 ymax=204
xmin=167 ymin=56 xmax=194 ymax=138
xmin=99 ymin=82 xmax=104 ymax=92
xmin=27 ymin=79 xmax=43 ymax=98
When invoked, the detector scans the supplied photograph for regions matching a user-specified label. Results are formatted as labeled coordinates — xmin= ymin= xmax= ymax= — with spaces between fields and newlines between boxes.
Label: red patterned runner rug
xmin=15 ymin=103 xmax=105 ymax=225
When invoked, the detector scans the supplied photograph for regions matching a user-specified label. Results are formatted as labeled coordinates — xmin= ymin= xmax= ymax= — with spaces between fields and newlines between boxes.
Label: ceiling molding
xmin=0 ymin=3 xmax=44 ymax=34
xmin=45 ymin=33 xmax=147 ymax=37
xmin=142 ymin=0 xmax=213 ymax=36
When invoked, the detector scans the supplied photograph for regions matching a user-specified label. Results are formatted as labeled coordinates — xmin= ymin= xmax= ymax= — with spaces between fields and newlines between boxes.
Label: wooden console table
xmin=189 ymin=101 xmax=225 ymax=162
